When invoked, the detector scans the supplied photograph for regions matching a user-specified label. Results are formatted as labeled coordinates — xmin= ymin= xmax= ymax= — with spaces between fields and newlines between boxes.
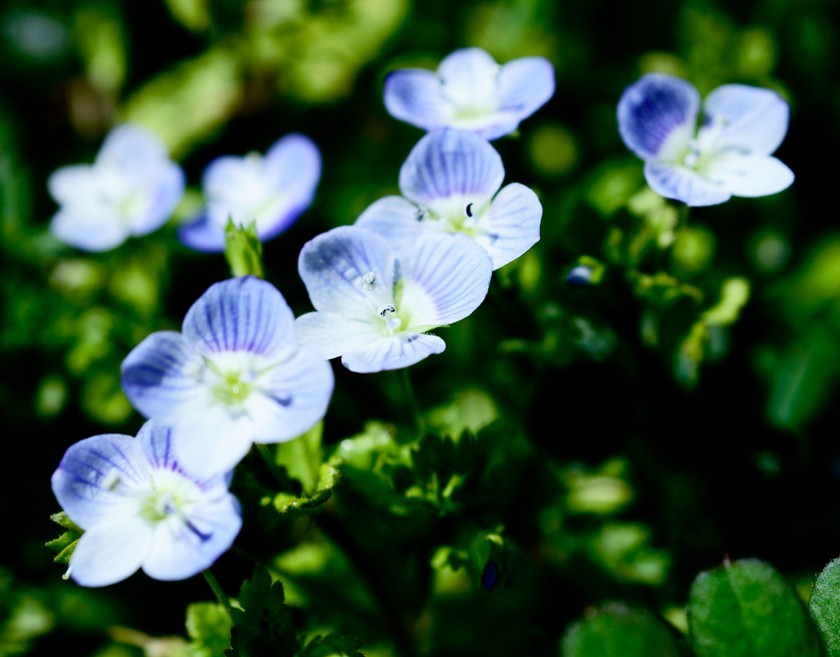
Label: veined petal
xmin=142 ymin=497 xmax=242 ymax=580
xmin=398 ymin=129 xmax=505 ymax=208
xmin=296 ymin=311 xmax=386 ymax=360
xmin=342 ymin=333 xmax=446 ymax=373
xmin=701 ymin=84 xmax=789 ymax=155
xmin=169 ymin=407 xmax=256 ymax=480
xmin=618 ymin=74 xmax=699 ymax=161
xmin=96 ymin=125 xmax=169 ymax=177
xmin=70 ymin=516 xmax=153 ymax=587
xmin=248 ymin=347 xmax=334 ymax=443
xmin=136 ymin=421 xmax=180 ymax=471
xmin=384 ymin=69 xmax=454 ymax=130
xmin=702 ymin=152 xmax=794 ymax=197
xmin=644 ymin=161 xmax=731 ymax=207
xmin=497 ymin=57 xmax=555 ymax=119
xmin=399 ymin=233 xmax=492 ymax=326
xmin=50 ymin=210 xmax=129 ymax=252
xmin=438 ymin=48 xmax=500 ymax=109
xmin=121 ymin=331 xmax=208 ymax=423
xmin=480 ymin=182 xmax=542 ymax=269
xmin=177 ymin=214 xmax=226 ymax=252
xmin=182 ymin=277 xmax=297 ymax=357
xmin=355 ymin=196 xmax=429 ymax=241
xmin=52 ymin=434 xmax=148 ymax=529
xmin=298 ymin=226 xmax=396 ymax=318
xmin=130 ymin=161 xmax=184 ymax=236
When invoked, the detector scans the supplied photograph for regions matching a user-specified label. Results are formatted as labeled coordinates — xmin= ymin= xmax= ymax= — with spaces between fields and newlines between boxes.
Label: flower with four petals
xmin=617 ymin=73 xmax=794 ymax=206
xmin=51 ymin=421 xmax=242 ymax=587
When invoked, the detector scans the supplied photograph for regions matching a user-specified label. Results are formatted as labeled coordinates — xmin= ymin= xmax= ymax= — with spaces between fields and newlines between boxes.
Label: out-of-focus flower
xmin=296 ymin=225 xmax=492 ymax=373
xmin=617 ymin=73 xmax=794 ymax=207
xmin=48 ymin=125 xmax=184 ymax=251
xmin=178 ymin=134 xmax=320 ymax=251
xmin=51 ymin=421 xmax=241 ymax=587
xmin=121 ymin=276 xmax=334 ymax=479
xmin=384 ymin=48 xmax=554 ymax=140
xmin=356 ymin=129 xmax=541 ymax=270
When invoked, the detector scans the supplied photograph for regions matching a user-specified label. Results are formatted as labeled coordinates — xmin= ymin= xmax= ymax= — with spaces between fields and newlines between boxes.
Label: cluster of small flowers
xmin=50 ymin=47 xmax=556 ymax=588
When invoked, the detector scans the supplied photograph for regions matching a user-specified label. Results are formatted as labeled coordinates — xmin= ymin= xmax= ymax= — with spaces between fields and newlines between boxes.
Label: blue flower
xmin=356 ymin=129 xmax=541 ymax=270
xmin=384 ymin=47 xmax=555 ymax=140
xmin=179 ymin=134 xmax=321 ymax=251
xmin=617 ymin=74 xmax=794 ymax=207
xmin=296 ymin=225 xmax=492 ymax=373
xmin=121 ymin=276 xmax=334 ymax=479
xmin=51 ymin=421 xmax=242 ymax=587
xmin=48 ymin=125 xmax=185 ymax=251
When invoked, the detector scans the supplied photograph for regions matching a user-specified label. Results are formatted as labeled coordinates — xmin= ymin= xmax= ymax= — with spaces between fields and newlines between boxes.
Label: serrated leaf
xmin=561 ymin=602 xmax=683 ymax=656
xmin=185 ymin=602 xmax=232 ymax=657
xmin=688 ymin=558 xmax=822 ymax=657
xmin=809 ymin=557 xmax=840 ymax=655
xmin=227 ymin=567 xmax=299 ymax=657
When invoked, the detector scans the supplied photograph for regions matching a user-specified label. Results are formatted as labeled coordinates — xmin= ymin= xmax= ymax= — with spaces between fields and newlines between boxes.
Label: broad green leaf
xmin=276 ymin=422 xmax=323 ymax=494
xmin=809 ymin=557 xmax=840 ymax=655
xmin=185 ymin=602 xmax=232 ymax=657
xmin=561 ymin=602 xmax=683 ymax=657
xmin=688 ymin=558 xmax=823 ymax=657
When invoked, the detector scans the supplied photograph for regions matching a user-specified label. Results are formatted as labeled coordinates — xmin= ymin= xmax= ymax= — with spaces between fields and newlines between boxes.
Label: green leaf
xmin=276 ymin=422 xmax=324 ymax=495
xmin=225 ymin=219 xmax=264 ymax=279
xmin=809 ymin=557 xmax=840 ymax=655
xmin=688 ymin=558 xmax=823 ymax=657
xmin=561 ymin=602 xmax=683 ymax=657
xmin=185 ymin=602 xmax=232 ymax=657
xmin=227 ymin=567 xmax=299 ymax=657
xmin=45 ymin=512 xmax=83 ymax=566
xmin=299 ymin=633 xmax=365 ymax=657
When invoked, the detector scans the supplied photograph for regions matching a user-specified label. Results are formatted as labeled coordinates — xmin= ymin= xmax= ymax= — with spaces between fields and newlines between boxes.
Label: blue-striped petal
xmin=480 ymin=182 xmax=542 ymax=269
xmin=384 ymin=69 xmax=453 ymax=131
xmin=342 ymin=333 xmax=446 ymax=373
xmin=399 ymin=233 xmax=492 ymax=326
xmin=355 ymin=196 xmax=427 ymax=241
xmin=398 ymin=129 xmax=504 ymax=208
xmin=617 ymin=74 xmax=699 ymax=161
xmin=70 ymin=516 xmax=153 ymax=587
xmin=177 ymin=213 xmax=226 ymax=252
xmin=51 ymin=434 xmax=148 ymax=529
xmin=644 ymin=161 xmax=731 ymax=207
xmin=121 ymin=331 xmax=208 ymax=423
xmin=298 ymin=226 xmax=396 ymax=318
xmin=701 ymin=84 xmax=789 ymax=155
xmin=182 ymin=277 xmax=296 ymax=357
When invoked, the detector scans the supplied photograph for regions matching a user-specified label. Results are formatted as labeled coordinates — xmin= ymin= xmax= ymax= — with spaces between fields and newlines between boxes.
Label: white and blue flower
xmin=356 ymin=129 xmax=541 ymax=270
xmin=121 ymin=276 xmax=334 ymax=479
xmin=51 ymin=421 xmax=242 ymax=587
xmin=179 ymin=134 xmax=321 ymax=252
xmin=384 ymin=47 xmax=555 ymax=140
xmin=296 ymin=225 xmax=492 ymax=373
xmin=48 ymin=124 xmax=185 ymax=251
xmin=617 ymin=73 xmax=794 ymax=207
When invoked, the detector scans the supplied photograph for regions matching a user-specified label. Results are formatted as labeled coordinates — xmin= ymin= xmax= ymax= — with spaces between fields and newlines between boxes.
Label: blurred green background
xmin=2 ymin=0 xmax=840 ymax=655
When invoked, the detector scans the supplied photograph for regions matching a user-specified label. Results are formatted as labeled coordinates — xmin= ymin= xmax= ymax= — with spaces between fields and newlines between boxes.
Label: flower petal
xmin=644 ymin=161 xmax=731 ymax=207
xmin=342 ymin=333 xmax=446 ymax=373
xmin=121 ymin=331 xmax=208 ymax=423
xmin=399 ymin=233 xmax=492 ymax=326
xmin=702 ymin=153 xmax=794 ymax=198
xmin=70 ymin=516 xmax=153 ymax=587
xmin=142 ymin=497 xmax=242 ymax=581
xmin=384 ymin=69 xmax=453 ymax=131
xmin=480 ymin=182 xmax=542 ymax=269
xmin=261 ymin=134 xmax=321 ymax=228
xmin=497 ymin=57 xmax=555 ymax=119
xmin=296 ymin=311 xmax=386 ymax=360
xmin=50 ymin=209 xmax=129 ymax=251
xmin=136 ymin=420 xmax=181 ymax=471
xmin=701 ymin=84 xmax=789 ymax=155
xmin=437 ymin=48 xmax=500 ymax=109
xmin=169 ymin=407 xmax=256 ymax=480
xmin=617 ymin=74 xmax=699 ymax=161
xmin=177 ymin=214 xmax=226 ymax=252
xmin=398 ymin=129 xmax=504 ymax=208
xmin=355 ymin=196 xmax=428 ymax=241
xmin=47 ymin=165 xmax=96 ymax=206
xmin=298 ymin=226 xmax=396 ymax=318
xmin=95 ymin=125 xmax=169 ymax=176
xmin=182 ymin=277 xmax=296 ymax=357
xmin=248 ymin=347 xmax=334 ymax=443
xmin=130 ymin=161 xmax=184 ymax=236
xmin=52 ymin=434 xmax=149 ymax=529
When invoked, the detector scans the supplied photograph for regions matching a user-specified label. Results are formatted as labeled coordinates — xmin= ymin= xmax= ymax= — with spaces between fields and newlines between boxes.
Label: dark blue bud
xmin=482 ymin=557 xmax=500 ymax=592
xmin=566 ymin=265 xmax=593 ymax=287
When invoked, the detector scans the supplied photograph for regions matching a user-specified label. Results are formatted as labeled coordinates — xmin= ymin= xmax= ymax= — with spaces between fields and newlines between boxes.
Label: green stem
xmin=202 ymin=569 xmax=232 ymax=616
xmin=400 ymin=368 xmax=423 ymax=439
xmin=256 ymin=443 xmax=293 ymax=491
xmin=677 ymin=203 xmax=691 ymax=230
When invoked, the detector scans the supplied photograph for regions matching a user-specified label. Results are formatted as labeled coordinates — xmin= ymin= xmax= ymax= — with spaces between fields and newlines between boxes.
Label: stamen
xmin=102 ymin=471 xmax=121 ymax=491
xmin=378 ymin=304 xmax=396 ymax=317
xmin=466 ymin=202 xmax=474 ymax=218
xmin=62 ymin=565 xmax=72 ymax=581
xmin=377 ymin=304 xmax=402 ymax=333
xmin=362 ymin=272 xmax=376 ymax=290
